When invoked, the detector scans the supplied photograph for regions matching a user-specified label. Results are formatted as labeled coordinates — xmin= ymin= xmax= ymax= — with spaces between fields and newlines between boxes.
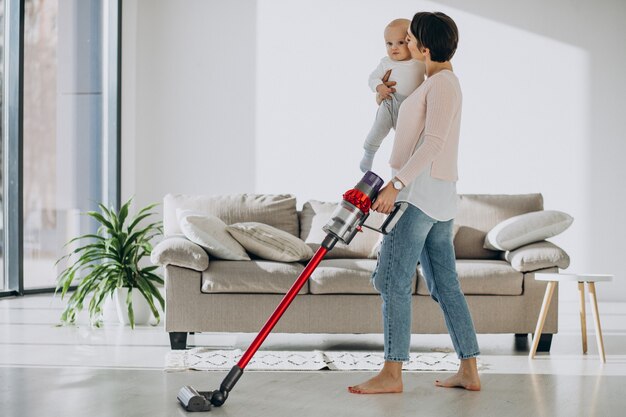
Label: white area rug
xmin=165 ymin=348 xmax=486 ymax=372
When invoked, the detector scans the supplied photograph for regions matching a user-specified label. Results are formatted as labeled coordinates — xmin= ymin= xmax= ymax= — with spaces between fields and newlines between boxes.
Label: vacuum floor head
xmin=177 ymin=386 xmax=212 ymax=412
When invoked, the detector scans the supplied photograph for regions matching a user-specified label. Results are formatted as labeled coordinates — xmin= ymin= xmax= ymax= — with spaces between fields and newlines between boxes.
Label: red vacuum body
xmin=177 ymin=171 xmax=408 ymax=412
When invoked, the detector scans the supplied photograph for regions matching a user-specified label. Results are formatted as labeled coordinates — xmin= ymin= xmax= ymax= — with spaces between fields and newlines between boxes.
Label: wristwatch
xmin=392 ymin=178 xmax=404 ymax=191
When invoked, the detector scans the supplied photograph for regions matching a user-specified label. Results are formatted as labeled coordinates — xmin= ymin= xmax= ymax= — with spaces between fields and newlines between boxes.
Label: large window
xmin=1 ymin=0 xmax=119 ymax=295
xmin=0 ymin=0 xmax=4 ymax=291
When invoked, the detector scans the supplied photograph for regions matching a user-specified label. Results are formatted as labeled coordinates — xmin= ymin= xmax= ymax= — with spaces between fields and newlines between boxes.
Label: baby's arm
xmin=369 ymin=60 xmax=396 ymax=98
xmin=376 ymin=69 xmax=394 ymax=104
xmin=368 ymin=60 xmax=386 ymax=92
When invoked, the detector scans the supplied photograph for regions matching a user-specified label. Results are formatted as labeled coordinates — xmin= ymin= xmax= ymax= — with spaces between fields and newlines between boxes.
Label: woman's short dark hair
xmin=410 ymin=12 xmax=458 ymax=62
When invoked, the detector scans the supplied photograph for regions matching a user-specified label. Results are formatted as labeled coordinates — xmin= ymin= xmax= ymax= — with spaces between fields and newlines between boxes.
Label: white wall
xmin=122 ymin=0 xmax=626 ymax=301
xmin=121 ymin=0 xmax=257 ymax=203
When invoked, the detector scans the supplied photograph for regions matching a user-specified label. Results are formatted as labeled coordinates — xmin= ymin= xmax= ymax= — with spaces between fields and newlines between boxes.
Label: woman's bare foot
xmin=434 ymin=357 xmax=481 ymax=391
xmin=348 ymin=361 xmax=403 ymax=394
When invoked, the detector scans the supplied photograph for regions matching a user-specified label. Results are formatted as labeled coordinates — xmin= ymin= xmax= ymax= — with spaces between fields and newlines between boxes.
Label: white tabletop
xmin=535 ymin=273 xmax=613 ymax=282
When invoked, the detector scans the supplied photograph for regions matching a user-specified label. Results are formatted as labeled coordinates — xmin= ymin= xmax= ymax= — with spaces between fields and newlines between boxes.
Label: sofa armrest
xmin=150 ymin=235 xmax=209 ymax=271
xmin=504 ymin=241 xmax=570 ymax=272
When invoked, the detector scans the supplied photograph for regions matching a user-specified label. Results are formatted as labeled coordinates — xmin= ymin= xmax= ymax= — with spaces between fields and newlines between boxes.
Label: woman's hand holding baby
xmin=376 ymin=82 xmax=396 ymax=101
xmin=376 ymin=69 xmax=396 ymax=104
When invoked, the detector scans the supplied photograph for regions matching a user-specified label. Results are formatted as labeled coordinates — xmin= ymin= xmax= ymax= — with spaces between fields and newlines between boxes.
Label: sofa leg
xmin=169 ymin=332 xmax=188 ymax=350
xmin=535 ymin=333 xmax=553 ymax=352
xmin=514 ymin=333 xmax=528 ymax=350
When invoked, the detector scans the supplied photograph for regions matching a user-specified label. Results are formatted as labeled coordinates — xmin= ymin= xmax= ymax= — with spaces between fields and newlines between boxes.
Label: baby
xmin=360 ymin=18 xmax=426 ymax=173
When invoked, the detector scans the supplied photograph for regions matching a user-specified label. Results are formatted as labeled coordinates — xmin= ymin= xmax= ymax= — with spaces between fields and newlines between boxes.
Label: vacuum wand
xmin=177 ymin=171 xmax=408 ymax=412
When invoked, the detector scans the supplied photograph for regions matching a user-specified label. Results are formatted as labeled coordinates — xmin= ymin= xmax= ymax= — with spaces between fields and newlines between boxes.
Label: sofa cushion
xmin=454 ymin=194 xmax=544 ymax=259
xmin=299 ymin=200 xmax=386 ymax=259
xmin=164 ymin=193 xmax=299 ymax=237
xmin=416 ymin=260 xmax=523 ymax=296
xmin=150 ymin=235 xmax=209 ymax=271
xmin=309 ymin=259 xmax=394 ymax=294
xmin=484 ymin=210 xmax=573 ymax=251
xmin=178 ymin=210 xmax=250 ymax=261
xmin=201 ymin=261 xmax=308 ymax=294
xmin=226 ymin=222 xmax=314 ymax=262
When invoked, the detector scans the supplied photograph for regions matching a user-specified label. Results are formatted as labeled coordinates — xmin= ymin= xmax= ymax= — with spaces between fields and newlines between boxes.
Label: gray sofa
xmin=152 ymin=193 xmax=570 ymax=351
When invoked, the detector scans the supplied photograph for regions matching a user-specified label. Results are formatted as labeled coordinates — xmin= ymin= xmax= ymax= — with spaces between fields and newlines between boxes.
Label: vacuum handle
xmin=362 ymin=202 xmax=409 ymax=235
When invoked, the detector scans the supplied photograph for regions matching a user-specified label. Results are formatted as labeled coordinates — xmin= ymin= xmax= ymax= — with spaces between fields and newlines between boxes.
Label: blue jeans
xmin=371 ymin=204 xmax=480 ymax=361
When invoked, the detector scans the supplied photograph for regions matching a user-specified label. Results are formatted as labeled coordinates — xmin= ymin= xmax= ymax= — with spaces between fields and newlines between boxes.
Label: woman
xmin=349 ymin=11 xmax=481 ymax=394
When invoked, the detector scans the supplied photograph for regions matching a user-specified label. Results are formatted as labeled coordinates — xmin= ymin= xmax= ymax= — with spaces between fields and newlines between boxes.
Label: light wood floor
xmin=1 ymin=294 xmax=625 ymax=416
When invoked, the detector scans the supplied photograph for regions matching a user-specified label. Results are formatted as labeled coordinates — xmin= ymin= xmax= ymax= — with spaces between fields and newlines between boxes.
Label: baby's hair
xmin=386 ymin=18 xmax=411 ymax=31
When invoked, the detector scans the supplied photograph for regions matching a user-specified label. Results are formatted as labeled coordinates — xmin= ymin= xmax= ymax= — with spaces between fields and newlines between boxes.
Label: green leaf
xmin=134 ymin=277 xmax=161 ymax=325
xmin=117 ymin=198 xmax=132 ymax=230
xmin=97 ymin=203 xmax=113 ymax=222
xmin=87 ymin=211 xmax=115 ymax=231
xmin=141 ymin=270 xmax=164 ymax=286
xmin=127 ymin=212 xmax=153 ymax=234
xmin=127 ymin=211 xmax=160 ymax=234
xmin=62 ymin=233 xmax=105 ymax=247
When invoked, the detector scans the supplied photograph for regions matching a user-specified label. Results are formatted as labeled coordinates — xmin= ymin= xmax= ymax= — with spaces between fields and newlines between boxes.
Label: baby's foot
xmin=348 ymin=372 xmax=403 ymax=394
xmin=360 ymin=153 xmax=375 ymax=173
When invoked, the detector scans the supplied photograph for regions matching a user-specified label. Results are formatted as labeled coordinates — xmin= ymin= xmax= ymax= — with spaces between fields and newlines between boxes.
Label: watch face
xmin=394 ymin=181 xmax=402 ymax=190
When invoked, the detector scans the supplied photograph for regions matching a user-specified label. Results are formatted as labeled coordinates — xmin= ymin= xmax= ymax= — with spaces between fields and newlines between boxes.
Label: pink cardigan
xmin=389 ymin=70 xmax=462 ymax=184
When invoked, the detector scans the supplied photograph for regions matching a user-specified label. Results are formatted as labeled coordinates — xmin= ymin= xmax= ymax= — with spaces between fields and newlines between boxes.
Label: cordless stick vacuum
xmin=177 ymin=171 xmax=408 ymax=412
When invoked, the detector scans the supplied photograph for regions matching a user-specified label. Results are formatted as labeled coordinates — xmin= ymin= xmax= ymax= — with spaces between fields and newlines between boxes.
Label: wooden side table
xmin=530 ymin=273 xmax=613 ymax=363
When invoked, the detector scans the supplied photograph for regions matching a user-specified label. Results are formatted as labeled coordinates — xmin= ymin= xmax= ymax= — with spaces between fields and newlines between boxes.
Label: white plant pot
xmin=114 ymin=287 xmax=152 ymax=326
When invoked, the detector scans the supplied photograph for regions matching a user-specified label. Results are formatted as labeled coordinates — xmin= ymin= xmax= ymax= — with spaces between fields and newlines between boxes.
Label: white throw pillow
xmin=484 ymin=210 xmax=573 ymax=251
xmin=226 ymin=222 xmax=314 ymax=262
xmin=177 ymin=209 xmax=250 ymax=261
xmin=504 ymin=241 xmax=570 ymax=272
xmin=150 ymin=235 xmax=210 ymax=271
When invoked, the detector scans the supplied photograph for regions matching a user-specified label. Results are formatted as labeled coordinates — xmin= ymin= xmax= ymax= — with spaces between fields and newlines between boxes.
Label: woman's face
xmin=406 ymin=29 xmax=425 ymax=61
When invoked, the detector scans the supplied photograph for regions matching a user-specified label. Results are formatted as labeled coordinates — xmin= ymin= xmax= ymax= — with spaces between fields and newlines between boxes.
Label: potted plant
xmin=55 ymin=198 xmax=164 ymax=328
